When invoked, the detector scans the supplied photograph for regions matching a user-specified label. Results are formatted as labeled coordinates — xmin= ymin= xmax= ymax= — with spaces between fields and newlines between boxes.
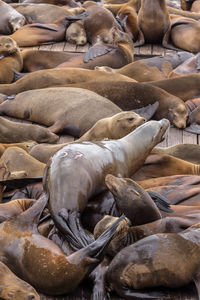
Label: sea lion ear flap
xmin=84 ymin=43 xmax=113 ymax=62
xmin=132 ymin=102 xmax=159 ymax=121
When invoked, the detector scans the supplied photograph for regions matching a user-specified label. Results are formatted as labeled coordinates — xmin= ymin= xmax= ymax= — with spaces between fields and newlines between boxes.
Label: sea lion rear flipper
xmin=147 ymin=190 xmax=174 ymax=213
xmin=12 ymin=69 xmax=28 ymax=82
xmin=185 ymin=123 xmax=200 ymax=134
xmin=115 ymin=286 xmax=170 ymax=299
xmin=84 ymin=44 xmax=113 ymax=62
xmin=132 ymin=102 xmax=159 ymax=121
xmin=28 ymin=23 xmax=59 ymax=32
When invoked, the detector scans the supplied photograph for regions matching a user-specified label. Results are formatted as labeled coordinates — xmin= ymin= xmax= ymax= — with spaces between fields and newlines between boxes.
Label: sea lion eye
xmin=128 ymin=118 xmax=134 ymax=121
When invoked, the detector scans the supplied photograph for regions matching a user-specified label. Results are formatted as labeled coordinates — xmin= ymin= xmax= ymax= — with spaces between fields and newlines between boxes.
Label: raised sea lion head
xmin=10 ymin=16 xmax=26 ymax=33
xmin=169 ymin=103 xmax=188 ymax=129
xmin=0 ymin=37 xmax=19 ymax=56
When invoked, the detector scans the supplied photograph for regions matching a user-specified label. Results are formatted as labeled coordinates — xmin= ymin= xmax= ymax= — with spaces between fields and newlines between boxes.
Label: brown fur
xmin=66 ymin=20 xmax=87 ymax=46
xmin=0 ymin=141 xmax=36 ymax=156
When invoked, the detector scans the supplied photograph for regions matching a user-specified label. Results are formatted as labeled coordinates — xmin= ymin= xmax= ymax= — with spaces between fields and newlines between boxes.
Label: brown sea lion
xmin=0 ymin=141 xmax=36 ymax=156
xmin=64 ymin=81 xmax=188 ymax=128
xmin=0 ymin=147 xmax=46 ymax=179
xmin=0 ymin=0 xmax=26 ymax=35
xmin=11 ymin=3 xmax=84 ymax=24
xmin=0 ymin=88 xmax=121 ymax=135
xmin=28 ymin=111 xmax=145 ymax=163
xmin=96 ymin=52 xmax=193 ymax=81
xmin=46 ymin=119 xmax=169 ymax=247
xmin=105 ymin=221 xmax=200 ymax=299
xmin=135 ymin=0 xmax=171 ymax=47
xmin=191 ymin=0 xmax=200 ymax=12
xmin=0 ymin=116 xmax=58 ymax=143
xmin=153 ymin=144 xmax=200 ymax=164
xmin=66 ymin=20 xmax=87 ymax=46
xmin=0 ymin=195 xmax=124 ymax=295
xmin=132 ymin=153 xmax=200 ymax=181
xmin=169 ymin=52 xmax=200 ymax=78
xmin=19 ymin=0 xmax=79 ymax=7
xmin=148 ymin=74 xmax=200 ymax=100
xmin=0 ymin=261 xmax=39 ymax=300
xmin=116 ymin=5 xmax=139 ymax=41
xmin=0 ymin=67 xmax=135 ymax=95
xmin=0 ymin=37 xmax=23 ymax=84
xmin=9 ymin=17 xmax=71 ymax=47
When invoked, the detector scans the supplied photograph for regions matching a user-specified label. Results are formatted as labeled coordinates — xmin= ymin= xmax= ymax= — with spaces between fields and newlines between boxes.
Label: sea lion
xmin=0 ymin=0 xmax=26 ymax=34
xmin=105 ymin=221 xmax=200 ymax=299
xmin=19 ymin=0 xmax=79 ymax=7
xmin=0 ymin=147 xmax=46 ymax=179
xmin=0 ymin=87 xmax=122 ymax=135
xmin=0 ymin=195 xmax=124 ymax=295
xmin=0 ymin=67 xmax=135 ymax=95
xmin=0 ymin=116 xmax=59 ymax=143
xmin=0 ymin=37 xmax=23 ymax=84
xmin=29 ymin=111 xmax=145 ymax=163
xmin=0 ymin=261 xmax=39 ymax=300
xmin=11 ymin=182 xmax=44 ymax=201
xmin=116 ymin=5 xmax=139 ymax=41
xmin=66 ymin=20 xmax=87 ymax=46
xmin=135 ymin=0 xmax=171 ymax=47
xmin=191 ymin=0 xmax=200 ymax=12
xmin=96 ymin=52 xmax=194 ymax=81
xmin=132 ymin=153 xmax=200 ymax=181
xmin=153 ymin=144 xmax=200 ymax=164
xmin=0 ymin=141 xmax=36 ymax=156
xmin=45 ymin=119 xmax=169 ymax=247
xmin=64 ymin=81 xmax=188 ymax=128
xmin=9 ymin=17 xmax=72 ymax=47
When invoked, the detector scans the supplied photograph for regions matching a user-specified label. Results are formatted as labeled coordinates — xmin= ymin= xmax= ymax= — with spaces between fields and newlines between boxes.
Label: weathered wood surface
xmin=19 ymin=41 xmax=199 ymax=299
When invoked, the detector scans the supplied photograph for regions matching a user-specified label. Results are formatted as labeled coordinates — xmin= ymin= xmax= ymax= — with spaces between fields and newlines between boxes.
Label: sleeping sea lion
xmin=0 ymin=141 xmax=36 ymax=156
xmin=66 ymin=20 xmax=87 ymax=45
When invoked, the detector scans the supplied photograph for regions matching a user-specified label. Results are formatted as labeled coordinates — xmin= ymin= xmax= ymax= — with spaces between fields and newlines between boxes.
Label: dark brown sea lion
xmin=66 ymin=20 xmax=87 ymax=46
xmin=148 ymin=74 xmax=200 ymax=100
xmin=46 ymin=119 xmax=169 ymax=247
xmin=20 ymin=0 xmax=79 ymax=7
xmin=105 ymin=222 xmax=200 ymax=299
xmin=0 ymin=195 xmax=124 ymax=295
xmin=64 ymin=81 xmax=188 ymax=128
xmin=28 ymin=111 xmax=146 ymax=163
xmin=0 ymin=0 xmax=26 ymax=34
xmin=0 ymin=87 xmax=121 ymax=135
xmin=0 ymin=147 xmax=45 ymax=179
xmin=169 ymin=52 xmax=200 ymax=77
xmin=0 ymin=37 xmax=23 ymax=84
xmin=135 ymin=0 xmax=171 ymax=47
xmin=0 ymin=141 xmax=36 ymax=156
xmin=153 ymin=144 xmax=200 ymax=164
xmin=9 ymin=17 xmax=71 ymax=47
xmin=0 ymin=116 xmax=58 ymax=143
xmin=96 ymin=52 xmax=193 ymax=81
xmin=132 ymin=153 xmax=200 ymax=181
xmin=0 ymin=67 xmax=135 ymax=95
xmin=0 ymin=261 xmax=39 ymax=300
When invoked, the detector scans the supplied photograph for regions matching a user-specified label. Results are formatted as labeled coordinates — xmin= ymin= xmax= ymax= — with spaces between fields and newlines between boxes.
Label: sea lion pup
xmin=169 ymin=15 xmax=200 ymax=53
xmin=153 ymin=144 xmax=200 ymax=164
xmin=29 ymin=111 xmax=146 ymax=163
xmin=0 ymin=0 xmax=26 ymax=35
xmin=0 ymin=147 xmax=45 ymax=179
xmin=169 ymin=52 xmax=200 ymax=78
xmin=0 ymin=141 xmax=36 ymax=156
xmin=66 ymin=20 xmax=87 ymax=46
xmin=95 ymin=52 xmax=193 ymax=81
xmin=0 ymin=194 xmax=124 ymax=296
xmin=132 ymin=153 xmax=200 ymax=181
xmin=11 ymin=3 xmax=85 ymax=24
xmin=147 ymin=74 xmax=200 ymax=101
xmin=9 ymin=17 xmax=73 ymax=47
xmin=0 ymin=87 xmax=122 ymax=135
xmin=0 ymin=261 xmax=39 ymax=300
xmin=0 ymin=67 xmax=135 ymax=96
xmin=105 ymin=221 xmax=200 ymax=299
xmin=0 ymin=37 xmax=23 ymax=84
xmin=64 ymin=81 xmax=188 ymax=128
xmin=0 ymin=116 xmax=58 ymax=143
xmin=45 ymin=119 xmax=169 ymax=247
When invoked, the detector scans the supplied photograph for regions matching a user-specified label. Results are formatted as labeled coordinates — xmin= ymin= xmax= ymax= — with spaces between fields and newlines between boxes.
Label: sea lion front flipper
xmin=62 ymin=124 xmax=80 ymax=138
xmin=84 ymin=43 xmax=113 ymax=62
xmin=115 ymin=286 xmax=170 ymax=299
xmin=147 ymin=190 xmax=173 ymax=213
xmin=185 ymin=123 xmax=200 ymax=134
xmin=28 ymin=23 xmax=59 ymax=32
xmin=132 ymin=102 xmax=159 ymax=121
xmin=12 ymin=69 xmax=28 ymax=82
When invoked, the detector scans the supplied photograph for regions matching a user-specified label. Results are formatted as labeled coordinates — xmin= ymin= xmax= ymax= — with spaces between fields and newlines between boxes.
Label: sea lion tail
xmin=83 ymin=215 xmax=125 ymax=260
xmin=115 ymin=286 xmax=170 ymax=299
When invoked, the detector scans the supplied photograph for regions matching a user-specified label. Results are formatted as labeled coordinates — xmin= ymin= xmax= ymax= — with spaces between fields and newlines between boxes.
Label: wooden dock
xmin=19 ymin=42 xmax=199 ymax=299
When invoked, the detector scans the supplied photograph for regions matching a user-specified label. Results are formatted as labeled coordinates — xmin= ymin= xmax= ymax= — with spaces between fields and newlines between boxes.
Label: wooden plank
xmin=139 ymin=44 xmax=152 ymax=55
xmin=152 ymin=44 xmax=165 ymax=56
xmin=164 ymin=48 xmax=178 ymax=56
xmin=183 ymin=130 xmax=197 ymax=144
xmin=134 ymin=46 xmax=140 ymax=55
xmin=39 ymin=44 xmax=53 ymax=50
xmin=76 ymin=43 xmax=89 ymax=53
xmin=167 ymin=127 xmax=183 ymax=147
xmin=20 ymin=46 xmax=39 ymax=51
xmin=63 ymin=42 xmax=76 ymax=52
xmin=51 ymin=42 xmax=65 ymax=51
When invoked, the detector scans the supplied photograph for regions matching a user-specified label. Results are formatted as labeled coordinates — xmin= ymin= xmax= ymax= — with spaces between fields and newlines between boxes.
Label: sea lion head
xmin=169 ymin=103 xmax=188 ymax=129
xmin=94 ymin=215 xmax=130 ymax=257
xmin=10 ymin=16 xmax=26 ymax=33
xmin=0 ymin=37 xmax=19 ymax=56
xmin=66 ymin=21 xmax=87 ymax=46
xmin=109 ymin=111 xmax=145 ymax=139
xmin=95 ymin=66 xmax=115 ymax=73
